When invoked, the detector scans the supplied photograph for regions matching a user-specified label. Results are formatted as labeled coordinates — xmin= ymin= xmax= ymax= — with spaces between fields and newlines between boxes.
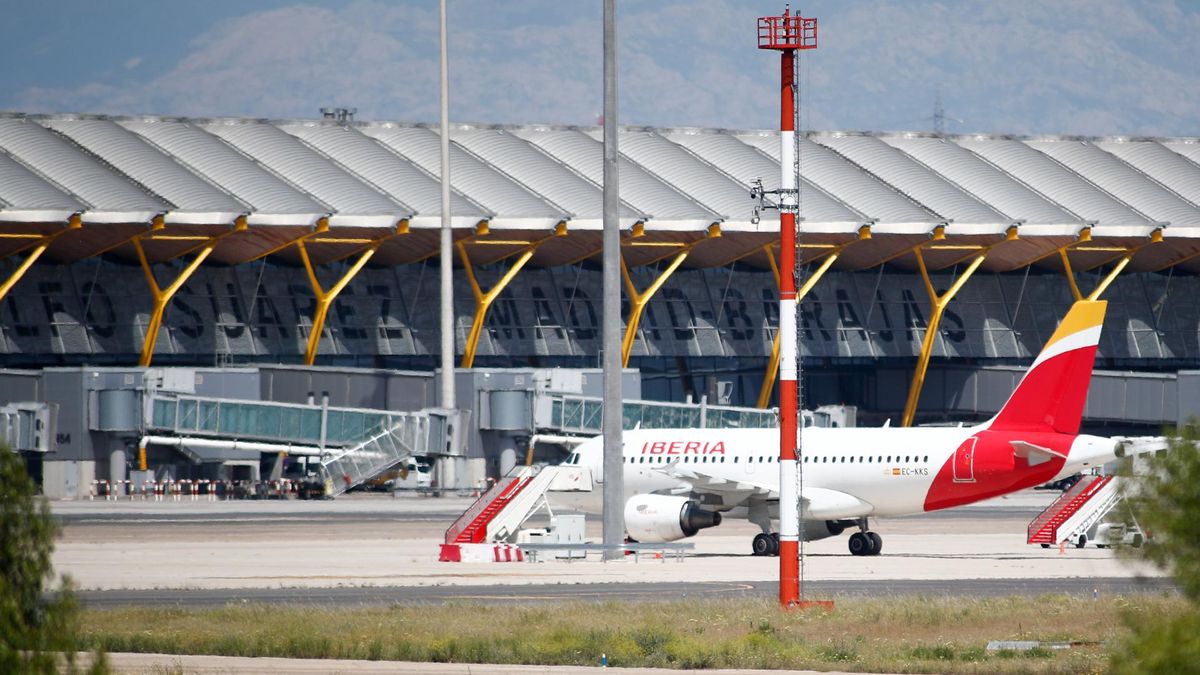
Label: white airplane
xmin=567 ymin=300 xmax=1132 ymax=557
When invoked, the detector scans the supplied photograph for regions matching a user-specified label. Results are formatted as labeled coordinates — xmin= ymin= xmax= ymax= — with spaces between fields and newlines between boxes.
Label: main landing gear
xmin=848 ymin=519 xmax=882 ymax=556
xmin=752 ymin=532 xmax=780 ymax=556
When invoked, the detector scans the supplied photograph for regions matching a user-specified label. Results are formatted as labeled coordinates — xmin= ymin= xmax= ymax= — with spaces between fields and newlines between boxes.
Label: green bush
xmin=1113 ymin=423 xmax=1200 ymax=671
xmin=0 ymin=447 xmax=107 ymax=674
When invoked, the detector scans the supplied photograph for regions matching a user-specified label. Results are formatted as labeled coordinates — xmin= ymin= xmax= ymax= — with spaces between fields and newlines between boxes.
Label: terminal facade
xmin=1 ymin=112 xmax=1198 ymax=496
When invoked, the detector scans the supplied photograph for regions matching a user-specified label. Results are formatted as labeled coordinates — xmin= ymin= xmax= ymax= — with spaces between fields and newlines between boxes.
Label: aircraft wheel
xmin=867 ymin=532 xmax=883 ymax=556
xmin=848 ymin=532 xmax=870 ymax=556
xmin=1075 ymin=534 xmax=1088 ymax=549
xmin=1040 ymin=544 xmax=1051 ymax=549
xmin=770 ymin=532 xmax=780 ymax=556
xmin=752 ymin=533 xmax=774 ymax=557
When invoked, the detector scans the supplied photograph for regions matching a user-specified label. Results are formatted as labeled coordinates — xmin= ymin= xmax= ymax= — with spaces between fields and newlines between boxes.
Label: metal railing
xmin=445 ymin=466 xmax=538 ymax=544
xmin=322 ymin=412 xmax=433 ymax=496
xmin=541 ymin=393 xmax=778 ymax=435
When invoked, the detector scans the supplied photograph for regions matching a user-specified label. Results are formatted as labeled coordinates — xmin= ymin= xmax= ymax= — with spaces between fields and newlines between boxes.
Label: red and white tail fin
xmin=987 ymin=300 xmax=1107 ymax=435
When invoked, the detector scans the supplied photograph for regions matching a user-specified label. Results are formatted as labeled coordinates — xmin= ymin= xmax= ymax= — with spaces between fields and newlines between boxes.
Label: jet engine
xmin=799 ymin=519 xmax=854 ymax=542
xmin=624 ymin=494 xmax=722 ymax=543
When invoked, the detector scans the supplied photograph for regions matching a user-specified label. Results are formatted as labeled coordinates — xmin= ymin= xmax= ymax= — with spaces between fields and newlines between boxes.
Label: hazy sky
xmin=2 ymin=1 xmax=1198 ymax=137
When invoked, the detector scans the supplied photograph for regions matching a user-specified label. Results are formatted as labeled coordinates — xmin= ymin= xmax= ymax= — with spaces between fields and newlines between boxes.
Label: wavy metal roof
xmin=879 ymin=134 xmax=1080 ymax=231
xmin=658 ymin=128 xmax=862 ymax=228
xmin=737 ymin=131 xmax=939 ymax=231
xmin=0 ymin=115 xmax=167 ymax=224
xmin=0 ymin=149 xmax=83 ymax=224
xmin=512 ymin=127 xmax=719 ymax=229
xmin=0 ymin=111 xmax=1196 ymax=272
xmin=200 ymin=118 xmax=408 ymax=229
xmin=361 ymin=123 xmax=565 ymax=229
xmin=1098 ymin=139 xmax=1200 ymax=212
xmin=1025 ymin=138 xmax=1199 ymax=230
xmin=958 ymin=136 xmax=1155 ymax=233
xmin=450 ymin=126 xmax=634 ymax=228
xmin=117 ymin=117 xmax=327 ymax=227
xmin=279 ymin=120 xmax=485 ymax=229
xmin=815 ymin=132 xmax=1007 ymax=234
xmin=42 ymin=116 xmax=247 ymax=226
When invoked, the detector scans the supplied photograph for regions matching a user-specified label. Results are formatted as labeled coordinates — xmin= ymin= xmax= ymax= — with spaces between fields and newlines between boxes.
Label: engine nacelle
xmin=800 ymin=519 xmax=853 ymax=542
xmin=624 ymin=494 xmax=722 ymax=543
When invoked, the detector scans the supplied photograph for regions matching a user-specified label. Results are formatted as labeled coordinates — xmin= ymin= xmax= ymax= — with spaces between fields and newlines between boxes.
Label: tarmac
xmin=51 ymin=489 xmax=1165 ymax=592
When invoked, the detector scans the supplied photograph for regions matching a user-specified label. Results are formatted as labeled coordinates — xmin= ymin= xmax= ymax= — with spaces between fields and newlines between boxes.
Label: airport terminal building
xmin=1 ymin=111 xmax=1199 ymax=497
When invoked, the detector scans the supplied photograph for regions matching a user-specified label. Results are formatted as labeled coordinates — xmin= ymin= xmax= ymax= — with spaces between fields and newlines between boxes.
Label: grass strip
xmin=79 ymin=593 xmax=1182 ymax=673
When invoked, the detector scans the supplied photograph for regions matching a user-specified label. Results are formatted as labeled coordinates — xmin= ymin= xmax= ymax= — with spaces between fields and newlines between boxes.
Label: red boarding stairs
xmin=439 ymin=463 xmax=593 ymax=562
xmin=1027 ymin=474 xmax=1119 ymax=546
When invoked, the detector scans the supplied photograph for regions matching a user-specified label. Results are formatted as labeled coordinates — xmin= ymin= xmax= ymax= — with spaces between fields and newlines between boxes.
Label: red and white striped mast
xmin=756 ymin=6 xmax=817 ymax=609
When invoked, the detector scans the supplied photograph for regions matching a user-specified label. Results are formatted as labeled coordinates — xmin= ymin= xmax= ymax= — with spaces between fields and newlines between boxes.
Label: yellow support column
xmin=901 ymin=249 xmax=988 ymax=427
xmin=620 ymin=251 xmax=690 ymax=367
xmin=755 ymin=228 xmax=870 ymax=408
xmin=0 ymin=216 xmax=82 ymax=304
xmin=298 ymin=239 xmax=383 ymax=366
xmin=0 ymin=242 xmax=52 ymax=304
xmin=1060 ymin=228 xmax=1162 ymax=301
xmin=755 ymin=252 xmax=842 ymax=408
xmin=458 ymin=226 xmax=564 ymax=368
xmin=135 ymin=219 xmax=248 ymax=366
xmin=619 ymin=224 xmax=722 ymax=366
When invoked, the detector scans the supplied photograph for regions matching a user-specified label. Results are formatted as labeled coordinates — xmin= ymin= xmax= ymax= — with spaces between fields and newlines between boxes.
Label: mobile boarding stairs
xmin=440 ymin=464 xmax=592 ymax=562
xmin=1027 ymin=473 xmax=1122 ymax=548
xmin=1026 ymin=436 xmax=1166 ymax=548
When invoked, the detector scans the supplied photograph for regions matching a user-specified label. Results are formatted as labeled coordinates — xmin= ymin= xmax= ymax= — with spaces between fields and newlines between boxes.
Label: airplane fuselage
xmin=583 ymin=425 xmax=1119 ymax=519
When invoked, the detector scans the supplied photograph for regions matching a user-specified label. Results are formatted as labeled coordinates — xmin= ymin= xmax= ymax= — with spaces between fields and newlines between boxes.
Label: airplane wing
xmin=1011 ymin=440 xmax=1068 ymax=466
xmin=651 ymin=463 xmax=873 ymax=518
xmin=656 ymin=463 xmax=776 ymax=500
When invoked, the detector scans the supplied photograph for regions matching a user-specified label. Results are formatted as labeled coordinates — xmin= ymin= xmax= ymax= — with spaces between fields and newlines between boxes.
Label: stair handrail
xmin=1028 ymin=474 xmax=1114 ymax=542
xmin=1056 ymin=476 xmax=1121 ymax=543
xmin=485 ymin=466 xmax=563 ymax=542
xmin=1028 ymin=475 xmax=1101 ymax=540
xmin=444 ymin=466 xmax=537 ymax=544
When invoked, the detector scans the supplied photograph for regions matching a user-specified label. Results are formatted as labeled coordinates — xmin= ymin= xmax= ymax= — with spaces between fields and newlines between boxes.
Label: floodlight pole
xmin=601 ymin=0 xmax=625 ymax=561
xmin=757 ymin=6 xmax=818 ymax=609
xmin=438 ymin=0 xmax=456 ymax=480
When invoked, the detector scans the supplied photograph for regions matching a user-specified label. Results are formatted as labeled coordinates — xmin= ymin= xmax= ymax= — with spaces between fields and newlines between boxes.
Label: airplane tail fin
xmin=987 ymin=300 xmax=1107 ymax=435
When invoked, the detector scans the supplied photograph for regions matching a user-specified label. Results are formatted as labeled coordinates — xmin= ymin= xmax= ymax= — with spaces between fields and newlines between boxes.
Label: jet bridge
xmin=144 ymin=391 xmax=464 ymax=494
